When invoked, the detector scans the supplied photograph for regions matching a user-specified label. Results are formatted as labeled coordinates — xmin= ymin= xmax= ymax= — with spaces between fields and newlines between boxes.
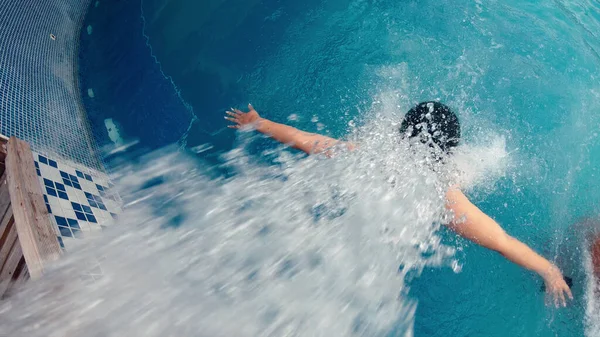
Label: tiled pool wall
xmin=0 ymin=0 xmax=102 ymax=171
xmin=33 ymin=151 xmax=121 ymax=250
xmin=0 ymin=0 xmax=123 ymax=251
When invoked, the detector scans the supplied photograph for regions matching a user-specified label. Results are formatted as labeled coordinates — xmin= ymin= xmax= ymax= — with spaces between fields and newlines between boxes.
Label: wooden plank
xmin=13 ymin=257 xmax=28 ymax=282
xmin=0 ymin=239 xmax=23 ymax=297
xmin=3 ymin=256 xmax=28 ymax=299
xmin=0 ymin=140 xmax=7 ymax=165
xmin=0 ymin=173 xmax=12 ymax=224
xmin=6 ymin=137 xmax=61 ymax=279
xmin=0 ymin=137 xmax=7 ymax=177
xmin=0 ymin=218 xmax=16 ymax=273
xmin=0 ymin=205 xmax=13 ymax=248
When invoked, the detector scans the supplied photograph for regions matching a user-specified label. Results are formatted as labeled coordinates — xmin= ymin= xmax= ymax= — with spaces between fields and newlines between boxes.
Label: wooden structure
xmin=0 ymin=136 xmax=62 ymax=298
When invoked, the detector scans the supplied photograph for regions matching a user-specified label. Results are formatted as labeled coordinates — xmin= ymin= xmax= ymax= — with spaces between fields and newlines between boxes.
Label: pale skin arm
xmin=446 ymin=188 xmax=573 ymax=307
xmin=226 ymin=105 xmax=572 ymax=306
xmin=225 ymin=104 xmax=351 ymax=155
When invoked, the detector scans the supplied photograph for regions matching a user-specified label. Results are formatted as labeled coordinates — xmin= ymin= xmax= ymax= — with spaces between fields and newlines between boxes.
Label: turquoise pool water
xmin=73 ymin=0 xmax=600 ymax=336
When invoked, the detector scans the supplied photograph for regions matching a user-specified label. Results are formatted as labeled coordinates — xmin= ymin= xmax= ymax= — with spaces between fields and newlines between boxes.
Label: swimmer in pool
xmin=226 ymin=101 xmax=573 ymax=307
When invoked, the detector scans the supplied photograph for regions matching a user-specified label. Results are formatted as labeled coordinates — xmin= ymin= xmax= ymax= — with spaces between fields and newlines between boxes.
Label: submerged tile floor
xmin=33 ymin=151 xmax=121 ymax=250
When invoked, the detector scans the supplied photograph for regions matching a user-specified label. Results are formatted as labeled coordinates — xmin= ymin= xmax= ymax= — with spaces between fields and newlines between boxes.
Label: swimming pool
xmin=3 ymin=0 xmax=599 ymax=336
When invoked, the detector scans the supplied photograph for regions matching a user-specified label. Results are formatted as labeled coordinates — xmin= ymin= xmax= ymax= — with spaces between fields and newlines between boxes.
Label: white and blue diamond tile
xmin=33 ymin=151 xmax=121 ymax=250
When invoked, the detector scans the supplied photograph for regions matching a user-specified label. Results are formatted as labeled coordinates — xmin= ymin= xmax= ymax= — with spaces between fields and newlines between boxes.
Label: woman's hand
xmin=543 ymin=265 xmax=573 ymax=307
xmin=225 ymin=104 xmax=261 ymax=129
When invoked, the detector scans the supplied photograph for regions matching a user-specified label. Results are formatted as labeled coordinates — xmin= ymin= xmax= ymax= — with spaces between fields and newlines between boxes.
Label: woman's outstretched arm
xmin=445 ymin=188 xmax=573 ymax=307
xmin=226 ymin=104 xmax=352 ymax=155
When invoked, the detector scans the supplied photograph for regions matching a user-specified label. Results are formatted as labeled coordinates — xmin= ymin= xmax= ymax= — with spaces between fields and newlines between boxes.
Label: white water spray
xmin=0 ymin=114 xmax=508 ymax=336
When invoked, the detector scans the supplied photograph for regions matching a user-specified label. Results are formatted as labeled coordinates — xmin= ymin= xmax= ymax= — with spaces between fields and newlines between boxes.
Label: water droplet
xmin=451 ymin=260 xmax=462 ymax=273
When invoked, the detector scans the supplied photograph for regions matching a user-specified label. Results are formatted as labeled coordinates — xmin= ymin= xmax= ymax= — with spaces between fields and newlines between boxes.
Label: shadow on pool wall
xmin=78 ymin=0 xmax=193 ymax=164
xmin=78 ymin=0 xmax=326 ymax=167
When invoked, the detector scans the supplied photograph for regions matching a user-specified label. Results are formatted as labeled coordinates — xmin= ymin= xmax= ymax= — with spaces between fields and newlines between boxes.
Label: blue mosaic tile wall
xmin=33 ymin=151 xmax=121 ymax=250
xmin=0 ymin=0 xmax=103 ymax=171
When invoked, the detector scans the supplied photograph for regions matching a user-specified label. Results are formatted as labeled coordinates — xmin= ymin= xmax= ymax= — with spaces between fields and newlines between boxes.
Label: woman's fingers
xmin=227 ymin=125 xmax=239 ymax=129
xmin=551 ymin=289 xmax=560 ymax=308
xmin=224 ymin=116 xmax=237 ymax=123
xmin=545 ymin=285 xmax=572 ymax=308
xmin=226 ymin=111 xmax=238 ymax=117
xmin=230 ymin=108 xmax=244 ymax=116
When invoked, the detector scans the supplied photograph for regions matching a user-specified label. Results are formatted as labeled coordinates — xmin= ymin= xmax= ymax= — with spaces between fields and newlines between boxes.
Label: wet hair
xmin=399 ymin=101 xmax=461 ymax=154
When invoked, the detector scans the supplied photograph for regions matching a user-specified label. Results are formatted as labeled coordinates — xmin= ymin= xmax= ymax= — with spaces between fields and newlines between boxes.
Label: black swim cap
xmin=399 ymin=101 xmax=461 ymax=154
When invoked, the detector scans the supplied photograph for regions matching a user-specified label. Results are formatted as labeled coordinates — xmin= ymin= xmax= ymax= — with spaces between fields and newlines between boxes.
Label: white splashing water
xmin=0 ymin=117 xmax=508 ymax=337
xmin=450 ymin=135 xmax=510 ymax=191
